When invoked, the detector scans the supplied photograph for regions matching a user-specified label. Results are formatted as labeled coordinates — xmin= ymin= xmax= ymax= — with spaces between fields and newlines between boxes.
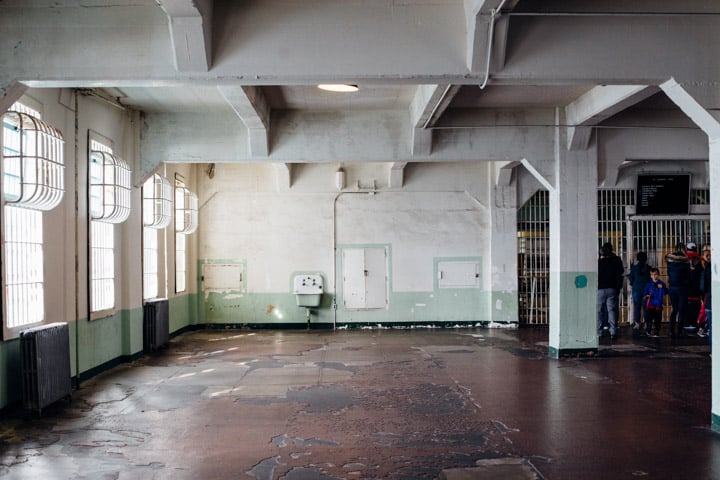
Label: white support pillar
xmin=660 ymin=79 xmax=720 ymax=430
xmin=547 ymin=112 xmax=599 ymax=357
xmin=489 ymin=162 xmax=518 ymax=324
xmin=710 ymin=140 xmax=720 ymax=431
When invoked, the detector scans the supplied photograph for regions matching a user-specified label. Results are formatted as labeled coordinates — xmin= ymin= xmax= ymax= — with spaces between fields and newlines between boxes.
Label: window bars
xmin=89 ymin=151 xmax=131 ymax=223
xmin=143 ymin=174 xmax=172 ymax=229
xmin=175 ymin=185 xmax=198 ymax=234
xmin=2 ymin=110 xmax=65 ymax=210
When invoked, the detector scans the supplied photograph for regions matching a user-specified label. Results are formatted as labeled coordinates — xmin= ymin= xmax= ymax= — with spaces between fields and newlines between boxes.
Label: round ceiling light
xmin=317 ymin=84 xmax=359 ymax=93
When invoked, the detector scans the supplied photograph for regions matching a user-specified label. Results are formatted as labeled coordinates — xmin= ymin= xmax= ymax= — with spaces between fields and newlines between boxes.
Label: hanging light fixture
xmin=317 ymin=84 xmax=359 ymax=93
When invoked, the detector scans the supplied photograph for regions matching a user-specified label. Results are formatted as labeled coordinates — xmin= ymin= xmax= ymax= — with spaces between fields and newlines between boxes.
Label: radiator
xmin=143 ymin=298 xmax=169 ymax=352
xmin=20 ymin=322 xmax=72 ymax=414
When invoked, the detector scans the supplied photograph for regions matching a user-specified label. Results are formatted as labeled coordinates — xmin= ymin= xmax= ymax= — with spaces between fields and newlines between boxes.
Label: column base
xmin=711 ymin=413 xmax=720 ymax=433
xmin=548 ymin=346 xmax=599 ymax=358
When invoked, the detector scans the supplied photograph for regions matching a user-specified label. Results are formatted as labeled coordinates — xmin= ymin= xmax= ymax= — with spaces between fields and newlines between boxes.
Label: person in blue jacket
xmin=643 ymin=267 xmax=668 ymax=337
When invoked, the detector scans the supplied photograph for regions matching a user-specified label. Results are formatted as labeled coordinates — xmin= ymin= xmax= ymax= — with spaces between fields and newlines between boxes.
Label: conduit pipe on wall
xmin=332 ymin=191 xmax=373 ymax=330
xmin=479 ymin=0 xmax=508 ymax=90
xmin=74 ymin=90 xmax=80 ymax=387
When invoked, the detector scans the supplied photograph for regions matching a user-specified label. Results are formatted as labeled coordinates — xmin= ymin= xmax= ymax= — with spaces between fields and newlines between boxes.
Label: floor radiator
xmin=20 ymin=322 xmax=72 ymax=414
xmin=144 ymin=298 xmax=169 ymax=352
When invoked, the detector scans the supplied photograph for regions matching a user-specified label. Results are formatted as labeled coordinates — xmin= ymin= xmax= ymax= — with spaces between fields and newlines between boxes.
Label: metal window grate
xmin=2 ymin=110 xmax=64 ymax=211
xmin=143 ymin=227 xmax=159 ymax=300
xmin=88 ymin=139 xmax=117 ymax=315
xmin=597 ymin=189 xmax=635 ymax=324
xmin=628 ymin=217 xmax=710 ymax=322
xmin=90 ymin=220 xmax=115 ymax=313
xmin=89 ymin=149 xmax=131 ymax=223
xmin=175 ymin=232 xmax=187 ymax=293
xmin=143 ymin=174 xmax=172 ymax=229
xmin=691 ymin=188 xmax=710 ymax=205
xmin=175 ymin=184 xmax=198 ymax=234
xmin=3 ymin=206 xmax=44 ymax=329
xmin=517 ymin=190 xmax=550 ymax=325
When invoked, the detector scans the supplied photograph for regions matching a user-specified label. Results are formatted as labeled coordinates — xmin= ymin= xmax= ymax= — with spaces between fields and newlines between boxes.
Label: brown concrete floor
xmin=0 ymin=327 xmax=717 ymax=479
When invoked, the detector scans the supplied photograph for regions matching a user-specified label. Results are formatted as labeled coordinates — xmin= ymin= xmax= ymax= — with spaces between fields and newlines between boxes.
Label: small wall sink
xmin=293 ymin=274 xmax=323 ymax=307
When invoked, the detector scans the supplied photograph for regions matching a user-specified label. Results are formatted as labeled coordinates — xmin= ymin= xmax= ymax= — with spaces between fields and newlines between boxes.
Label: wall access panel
xmin=342 ymin=247 xmax=388 ymax=310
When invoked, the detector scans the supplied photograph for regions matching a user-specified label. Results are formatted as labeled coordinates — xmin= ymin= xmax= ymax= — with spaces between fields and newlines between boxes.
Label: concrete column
xmin=489 ymin=162 xmax=518 ymax=324
xmin=547 ymin=124 xmax=598 ymax=357
xmin=659 ymin=79 xmax=720 ymax=430
xmin=710 ymin=140 xmax=720 ymax=430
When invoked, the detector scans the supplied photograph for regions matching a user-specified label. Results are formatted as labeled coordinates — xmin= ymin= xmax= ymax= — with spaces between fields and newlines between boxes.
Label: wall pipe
xmin=479 ymin=0 xmax=508 ymax=90
xmin=73 ymin=90 xmax=80 ymax=388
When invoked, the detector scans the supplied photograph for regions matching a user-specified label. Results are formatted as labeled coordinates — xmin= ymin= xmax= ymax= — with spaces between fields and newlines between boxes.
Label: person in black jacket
xmin=627 ymin=251 xmax=651 ymax=333
xmin=598 ymin=242 xmax=624 ymax=341
xmin=684 ymin=242 xmax=704 ymax=334
xmin=666 ymin=242 xmax=690 ymax=338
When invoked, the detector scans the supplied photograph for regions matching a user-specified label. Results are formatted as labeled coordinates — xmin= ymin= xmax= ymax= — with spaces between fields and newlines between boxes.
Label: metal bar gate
xmin=517 ymin=189 xmax=710 ymax=326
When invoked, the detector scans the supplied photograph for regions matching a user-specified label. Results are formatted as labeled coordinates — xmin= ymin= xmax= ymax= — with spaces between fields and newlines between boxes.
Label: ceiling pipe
xmin=479 ymin=0 xmax=509 ymax=90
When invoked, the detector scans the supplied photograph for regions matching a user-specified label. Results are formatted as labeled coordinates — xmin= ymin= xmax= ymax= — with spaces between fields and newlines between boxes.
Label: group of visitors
xmin=598 ymin=241 xmax=712 ymax=342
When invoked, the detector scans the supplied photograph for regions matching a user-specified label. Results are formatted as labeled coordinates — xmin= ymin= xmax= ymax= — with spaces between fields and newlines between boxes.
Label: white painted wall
xmin=198 ymin=162 xmax=491 ymax=300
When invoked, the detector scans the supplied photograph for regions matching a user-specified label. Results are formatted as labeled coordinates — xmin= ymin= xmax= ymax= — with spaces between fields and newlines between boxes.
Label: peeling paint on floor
xmin=0 ymin=328 xmax=714 ymax=479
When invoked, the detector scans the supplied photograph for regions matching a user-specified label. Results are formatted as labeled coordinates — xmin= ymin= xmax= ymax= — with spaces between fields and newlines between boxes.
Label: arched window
xmin=2 ymin=102 xmax=64 ymax=333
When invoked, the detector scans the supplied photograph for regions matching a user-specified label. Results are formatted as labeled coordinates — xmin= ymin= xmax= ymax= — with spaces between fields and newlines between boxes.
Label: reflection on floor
xmin=0 ymin=327 xmax=716 ymax=479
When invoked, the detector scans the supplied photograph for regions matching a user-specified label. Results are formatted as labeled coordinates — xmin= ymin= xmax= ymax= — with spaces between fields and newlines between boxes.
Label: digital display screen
xmin=636 ymin=174 xmax=690 ymax=215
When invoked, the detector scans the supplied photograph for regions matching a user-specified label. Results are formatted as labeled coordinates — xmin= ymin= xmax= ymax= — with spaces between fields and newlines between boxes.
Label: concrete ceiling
xmin=1 ymin=0 xmax=718 ymax=176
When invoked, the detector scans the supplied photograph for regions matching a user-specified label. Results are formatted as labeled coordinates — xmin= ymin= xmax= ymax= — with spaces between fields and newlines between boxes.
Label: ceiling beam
xmin=217 ymin=85 xmax=271 ymax=157
xmin=388 ymin=162 xmax=407 ymax=188
xmin=566 ymin=85 xmax=657 ymax=127
xmin=490 ymin=0 xmax=520 ymax=70
xmin=565 ymin=85 xmax=657 ymax=150
xmin=140 ymin=109 xmax=555 ymax=164
xmin=465 ymin=0 xmax=502 ymax=72
xmin=409 ymin=84 xmax=460 ymax=156
xmin=464 ymin=0 xmax=519 ymax=74
xmin=157 ymin=0 xmax=213 ymax=72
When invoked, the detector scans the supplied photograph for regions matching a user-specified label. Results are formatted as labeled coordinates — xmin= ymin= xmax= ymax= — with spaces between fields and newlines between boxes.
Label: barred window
xmin=2 ymin=108 xmax=64 ymax=210
xmin=2 ymin=102 xmax=64 ymax=334
xmin=143 ymin=226 xmax=159 ymax=300
xmin=142 ymin=173 xmax=172 ymax=299
xmin=88 ymin=137 xmax=130 ymax=316
xmin=175 ymin=184 xmax=198 ymax=235
xmin=89 ymin=147 xmax=131 ymax=223
xmin=143 ymin=173 xmax=172 ymax=228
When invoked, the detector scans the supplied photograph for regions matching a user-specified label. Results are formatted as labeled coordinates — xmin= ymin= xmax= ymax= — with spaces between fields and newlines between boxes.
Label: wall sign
xmin=636 ymin=174 xmax=690 ymax=215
